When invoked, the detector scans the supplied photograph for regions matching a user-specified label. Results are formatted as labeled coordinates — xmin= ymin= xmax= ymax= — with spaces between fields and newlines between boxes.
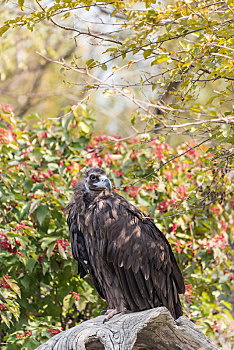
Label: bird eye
xmin=90 ymin=174 xmax=96 ymax=181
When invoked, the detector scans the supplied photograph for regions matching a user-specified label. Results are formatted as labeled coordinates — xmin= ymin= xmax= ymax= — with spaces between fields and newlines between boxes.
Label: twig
xmin=129 ymin=137 xmax=210 ymax=187
xmin=48 ymin=90 xmax=96 ymax=120
xmin=36 ymin=51 xmax=234 ymax=129
xmin=35 ymin=0 xmax=122 ymax=45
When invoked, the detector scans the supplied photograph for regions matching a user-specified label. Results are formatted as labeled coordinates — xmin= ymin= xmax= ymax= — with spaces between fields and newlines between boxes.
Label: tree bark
xmin=36 ymin=307 xmax=220 ymax=350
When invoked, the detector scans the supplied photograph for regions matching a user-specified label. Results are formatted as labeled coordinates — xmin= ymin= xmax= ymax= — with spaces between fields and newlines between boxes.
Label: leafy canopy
xmin=1 ymin=0 xmax=233 ymax=187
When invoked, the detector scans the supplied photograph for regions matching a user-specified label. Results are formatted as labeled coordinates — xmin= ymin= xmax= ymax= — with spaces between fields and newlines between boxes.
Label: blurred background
xmin=1 ymin=1 xmax=230 ymax=144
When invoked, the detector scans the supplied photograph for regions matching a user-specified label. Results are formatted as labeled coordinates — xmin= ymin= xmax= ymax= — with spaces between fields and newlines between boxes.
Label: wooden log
xmin=36 ymin=307 xmax=220 ymax=350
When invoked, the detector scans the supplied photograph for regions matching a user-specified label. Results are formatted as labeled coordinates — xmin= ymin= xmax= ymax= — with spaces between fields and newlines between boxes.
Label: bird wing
xmin=66 ymin=201 xmax=88 ymax=278
xmin=91 ymin=192 xmax=184 ymax=318
xmin=66 ymin=201 xmax=105 ymax=299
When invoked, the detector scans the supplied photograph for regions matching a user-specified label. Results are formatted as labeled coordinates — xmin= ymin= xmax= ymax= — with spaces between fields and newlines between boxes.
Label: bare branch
xmin=36 ymin=52 xmax=234 ymax=130
xmin=35 ymin=0 xmax=123 ymax=45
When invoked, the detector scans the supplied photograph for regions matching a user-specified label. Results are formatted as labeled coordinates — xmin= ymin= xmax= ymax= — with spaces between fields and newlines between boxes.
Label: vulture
xmin=66 ymin=167 xmax=185 ymax=322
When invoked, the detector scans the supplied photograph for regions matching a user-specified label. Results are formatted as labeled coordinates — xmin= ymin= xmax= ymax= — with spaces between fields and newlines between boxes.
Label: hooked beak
xmin=93 ymin=177 xmax=112 ymax=191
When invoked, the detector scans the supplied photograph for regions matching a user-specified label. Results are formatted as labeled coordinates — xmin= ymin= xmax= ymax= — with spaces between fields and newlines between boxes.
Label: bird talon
xmin=100 ymin=309 xmax=107 ymax=314
xmin=102 ymin=308 xmax=119 ymax=323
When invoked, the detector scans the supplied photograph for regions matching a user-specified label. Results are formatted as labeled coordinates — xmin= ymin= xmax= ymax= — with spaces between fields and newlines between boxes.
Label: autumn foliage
xmin=0 ymin=104 xmax=233 ymax=349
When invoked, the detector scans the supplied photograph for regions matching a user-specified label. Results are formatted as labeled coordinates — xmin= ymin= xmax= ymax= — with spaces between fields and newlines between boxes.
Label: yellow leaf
xmin=127 ymin=60 xmax=135 ymax=68
xmin=72 ymin=108 xmax=79 ymax=118
xmin=1 ymin=112 xmax=17 ymax=127
xmin=71 ymin=163 xmax=80 ymax=175
xmin=138 ymin=206 xmax=148 ymax=212
xmin=58 ymin=243 xmax=67 ymax=260
xmin=103 ymin=89 xmax=115 ymax=98
xmin=78 ymin=121 xmax=90 ymax=134
xmin=112 ymin=66 xmax=119 ymax=72
xmin=122 ymin=88 xmax=132 ymax=94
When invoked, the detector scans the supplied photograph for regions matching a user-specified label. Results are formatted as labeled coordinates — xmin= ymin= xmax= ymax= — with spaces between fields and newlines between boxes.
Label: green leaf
xmin=143 ymin=49 xmax=153 ymax=59
xmin=46 ymin=242 xmax=56 ymax=258
xmin=30 ymin=252 xmax=38 ymax=261
xmin=0 ymin=311 xmax=10 ymax=327
xmin=41 ymin=237 xmax=57 ymax=250
xmin=25 ymin=337 xmax=40 ymax=350
xmin=20 ymin=202 xmax=31 ymax=219
xmin=9 ymin=283 xmax=21 ymax=298
xmin=63 ymin=294 xmax=73 ymax=310
xmin=223 ymin=309 xmax=233 ymax=320
xmin=20 ymin=275 xmax=31 ymax=290
xmin=62 ymin=114 xmax=73 ymax=130
xmin=86 ymin=58 xmax=95 ymax=68
xmin=23 ymin=113 xmax=40 ymax=120
xmin=42 ymin=260 xmax=50 ymax=275
xmin=36 ymin=205 xmax=48 ymax=226
xmin=48 ymin=163 xmax=58 ymax=170
xmin=26 ymin=258 xmax=37 ymax=273
xmin=221 ymin=301 xmax=232 ymax=311
xmin=24 ymin=179 xmax=33 ymax=191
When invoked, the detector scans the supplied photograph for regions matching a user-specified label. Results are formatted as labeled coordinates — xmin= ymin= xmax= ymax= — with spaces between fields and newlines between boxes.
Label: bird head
xmin=84 ymin=168 xmax=112 ymax=192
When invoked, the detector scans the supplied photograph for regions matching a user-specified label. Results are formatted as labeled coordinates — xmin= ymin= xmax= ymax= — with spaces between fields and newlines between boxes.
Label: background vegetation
xmin=0 ymin=0 xmax=233 ymax=349
xmin=0 ymin=104 xmax=233 ymax=349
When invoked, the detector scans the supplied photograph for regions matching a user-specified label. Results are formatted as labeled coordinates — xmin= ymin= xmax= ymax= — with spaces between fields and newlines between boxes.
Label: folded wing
xmin=67 ymin=201 xmax=105 ymax=299
xmin=91 ymin=193 xmax=184 ymax=318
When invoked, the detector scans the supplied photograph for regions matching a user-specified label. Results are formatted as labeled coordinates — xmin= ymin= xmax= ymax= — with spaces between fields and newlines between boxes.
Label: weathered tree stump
xmin=36 ymin=307 xmax=220 ymax=350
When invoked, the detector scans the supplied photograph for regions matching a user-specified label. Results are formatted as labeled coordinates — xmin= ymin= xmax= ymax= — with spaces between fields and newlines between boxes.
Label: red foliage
xmin=0 ymin=103 xmax=14 ymax=113
xmin=0 ymin=128 xmax=10 ymax=144
xmin=0 ymin=232 xmax=21 ymax=254
xmin=0 ymin=304 xmax=7 ymax=311
xmin=72 ymin=292 xmax=80 ymax=301
xmin=47 ymin=329 xmax=62 ymax=337
xmin=0 ymin=274 xmax=11 ymax=289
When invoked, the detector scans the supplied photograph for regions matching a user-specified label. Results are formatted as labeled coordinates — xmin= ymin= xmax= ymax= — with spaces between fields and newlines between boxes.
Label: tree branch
xmin=35 ymin=52 xmax=234 ymax=129
xmin=35 ymin=307 xmax=220 ymax=350
xmin=35 ymin=0 xmax=123 ymax=45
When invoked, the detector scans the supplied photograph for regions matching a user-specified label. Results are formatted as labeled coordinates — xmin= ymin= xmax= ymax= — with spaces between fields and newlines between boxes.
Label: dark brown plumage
xmin=66 ymin=167 xmax=185 ymax=320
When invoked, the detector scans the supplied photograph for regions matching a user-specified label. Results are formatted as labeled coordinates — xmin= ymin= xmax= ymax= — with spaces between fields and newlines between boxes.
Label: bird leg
xmin=103 ymin=309 xmax=120 ymax=323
